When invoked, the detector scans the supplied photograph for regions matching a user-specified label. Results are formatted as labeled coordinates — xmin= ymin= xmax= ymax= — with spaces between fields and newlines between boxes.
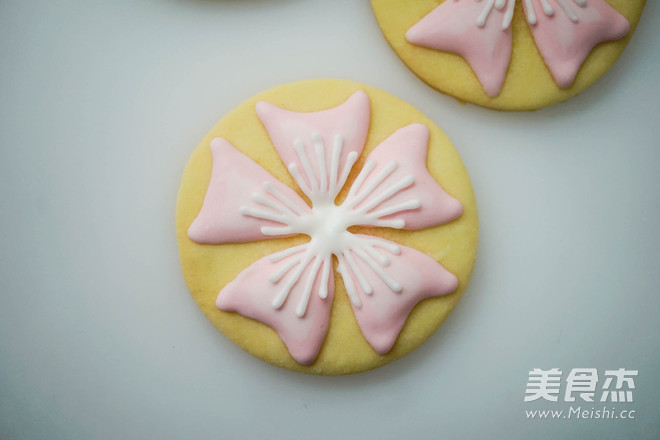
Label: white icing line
xmin=272 ymin=253 xmax=311 ymax=309
xmin=573 ymin=0 xmax=586 ymax=7
xmin=263 ymin=182 xmax=306 ymax=216
xmin=343 ymin=250 xmax=372 ymax=295
xmin=524 ymin=0 xmax=537 ymax=24
xmin=347 ymin=159 xmax=375 ymax=200
xmin=556 ymin=0 xmax=579 ymax=22
xmin=359 ymin=175 xmax=414 ymax=213
xmin=372 ymin=219 xmax=406 ymax=229
xmin=540 ymin=0 xmax=555 ymax=16
xmin=329 ymin=134 xmax=343 ymax=196
xmin=359 ymin=242 xmax=390 ymax=266
xmin=476 ymin=0 xmax=496 ymax=28
xmin=336 ymin=151 xmax=358 ymax=196
xmin=261 ymin=226 xmax=295 ymax=236
xmin=353 ymin=247 xmax=402 ymax=293
xmin=369 ymin=199 xmax=421 ymax=220
xmin=293 ymin=139 xmax=318 ymax=192
xmin=502 ymin=0 xmax=515 ymax=30
xmin=239 ymin=206 xmax=285 ymax=223
xmin=348 ymin=160 xmax=398 ymax=208
xmin=269 ymin=244 xmax=308 ymax=262
xmin=295 ymin=255 xmax=322 ymax=317
xmin=312 ymin=133 xmax=328 ymax=193
xmin=252 ymin=192 xmax=285 ymax=214
xmin=318 ymin=255 xmax=331 ymax=299
xmin=269 ymin=254 xmax=303 ymax=283
xmin=495 ymin=0 xmax=506 ymax=10
xmin=367 ymin=238 xmax=401 ymax=255
xmin=337 ymin=257 xmax=361 ymax=308
xmin=288 ymin=163 xmax=313 ymax=199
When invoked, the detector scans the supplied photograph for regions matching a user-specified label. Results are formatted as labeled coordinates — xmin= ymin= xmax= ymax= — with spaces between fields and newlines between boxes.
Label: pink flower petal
xmin=256 ymin=91 xmax=370 ymax=198
xmin=350 ymin=123 xmax=462 ymax=230
xmin=406 ymin=0 xmax=513 ymax=97
xmin=524 ymin=0 xmax=630 ymax=88
xmin=188 ymin=138 xmax=310 ymax=244
xmin=346 ymin=236 xmax=458 ymax=354
xmin=217 ymin=250 xmax=334 ymax=365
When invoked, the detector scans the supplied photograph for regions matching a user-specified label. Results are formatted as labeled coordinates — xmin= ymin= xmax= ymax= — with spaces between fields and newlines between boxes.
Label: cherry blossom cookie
xmin=176 ymin=80 xmax=478 ymax=374
xmin=371 ymin=0 xmax=645 ymax=110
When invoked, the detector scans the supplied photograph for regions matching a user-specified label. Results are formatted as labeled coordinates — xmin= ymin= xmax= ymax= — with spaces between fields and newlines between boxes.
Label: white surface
xmin=1 ymin=0 xmax=658 ymax=439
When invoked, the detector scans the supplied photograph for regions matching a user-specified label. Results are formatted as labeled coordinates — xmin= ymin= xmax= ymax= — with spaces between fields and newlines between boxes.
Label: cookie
xmin=371 ymin=0 xmax=646 ymax=110
xmin=176 ymin=79 xmax=478 ymax=375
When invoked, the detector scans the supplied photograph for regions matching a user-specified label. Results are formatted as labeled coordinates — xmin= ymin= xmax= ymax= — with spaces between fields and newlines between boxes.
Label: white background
xmin=1 ymin=0 xmax=658 ymax=439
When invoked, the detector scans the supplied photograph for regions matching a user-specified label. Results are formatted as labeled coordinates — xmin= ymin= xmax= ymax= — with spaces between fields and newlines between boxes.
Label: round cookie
xmin=371 ymin=0 xmax=646 ymax=111
xmin=176 ymin=79 xmax=478 ymax=375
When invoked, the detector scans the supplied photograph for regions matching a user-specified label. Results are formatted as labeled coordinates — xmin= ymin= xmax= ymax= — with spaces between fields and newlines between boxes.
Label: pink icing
xmin=255 ymin=91 xmax=370 ymax=195
xmin=406 ymin=0 xmax=630 ymax=96
xmin=353 ymin=123 xmax=463 ymax=229
xmin=217 ymin=252 xmax=335 ymax=366
xmin=523 ymin=0 xmax=630 ymax=88
xmin=349 ymin=235 xmax=458 ymax=354
xmin=189 ymin=91 xmax=463 ymax=364
xmin=406 ymin=0 xmax=513 ymax=97
xmin=187 ymin=138 xmax=310 ymax=244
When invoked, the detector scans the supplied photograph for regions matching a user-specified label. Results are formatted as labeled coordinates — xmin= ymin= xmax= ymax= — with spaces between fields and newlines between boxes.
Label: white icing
xmin=540 ymin=0 xmax=555 ymax=16
xmin=238 ymin=132 xmax=423 ymax=315
xmin=272 ymin=252 xmax=313 ymax=309
xmin=269 ymin=243 xmax=307 ymax=262
xmin=337 ymin=257 xmax=361 ymax=307
xmin=353 ymin=245 xmax=402 ymax=292
xmin=556 ymin=0 xmax=579 ymax=22
xmin=475 ymin=0 xmax=515 ymax=30
xmin=476 ymin=0 xmax=496 ymax=28
xmin=269 ymin=254 xmax=303 ymax=283
xmin=473 ymin=0 xmax=590 ymax=28
xmin=295 ymin=255 xmax=323 ymax=317
xmin=524 ymin=0 xmax=538 ymax=24
xmin=343 ymin=250 xmax=372 ymax=295
xmin=502 ymin=0 xmax=515 ymax=29
xmin=318 ymin=256 xmax=331 ymax=299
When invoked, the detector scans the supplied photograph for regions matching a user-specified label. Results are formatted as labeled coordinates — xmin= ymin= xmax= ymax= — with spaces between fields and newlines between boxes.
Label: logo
xmin=524 ymin=368 xmax=638 ymax=420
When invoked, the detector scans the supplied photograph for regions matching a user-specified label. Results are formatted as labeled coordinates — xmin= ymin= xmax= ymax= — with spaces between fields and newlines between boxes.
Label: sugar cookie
xmin=176 ymin=79 xmax=478 ymax=374
xmin=371 ymin=0 xmax=645 ymax=110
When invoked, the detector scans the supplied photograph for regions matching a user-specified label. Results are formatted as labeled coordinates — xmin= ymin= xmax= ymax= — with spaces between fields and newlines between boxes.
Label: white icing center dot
xmin=299 ymin=202 xmax=361 ymax=257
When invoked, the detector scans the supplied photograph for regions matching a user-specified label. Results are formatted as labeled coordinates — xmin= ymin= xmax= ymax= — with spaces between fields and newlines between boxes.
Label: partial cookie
xmin=371 ymin=0 xmax=645 ymax=110
xmin=176 ymin=79 xmax=478 ymax=375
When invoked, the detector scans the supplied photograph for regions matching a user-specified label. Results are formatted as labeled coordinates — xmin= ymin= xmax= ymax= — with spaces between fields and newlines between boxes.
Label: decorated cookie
xmin=371 ymin=0 xmax=645 ymax=110
xmin=176 ymin=79 xmax=478 ymax=375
